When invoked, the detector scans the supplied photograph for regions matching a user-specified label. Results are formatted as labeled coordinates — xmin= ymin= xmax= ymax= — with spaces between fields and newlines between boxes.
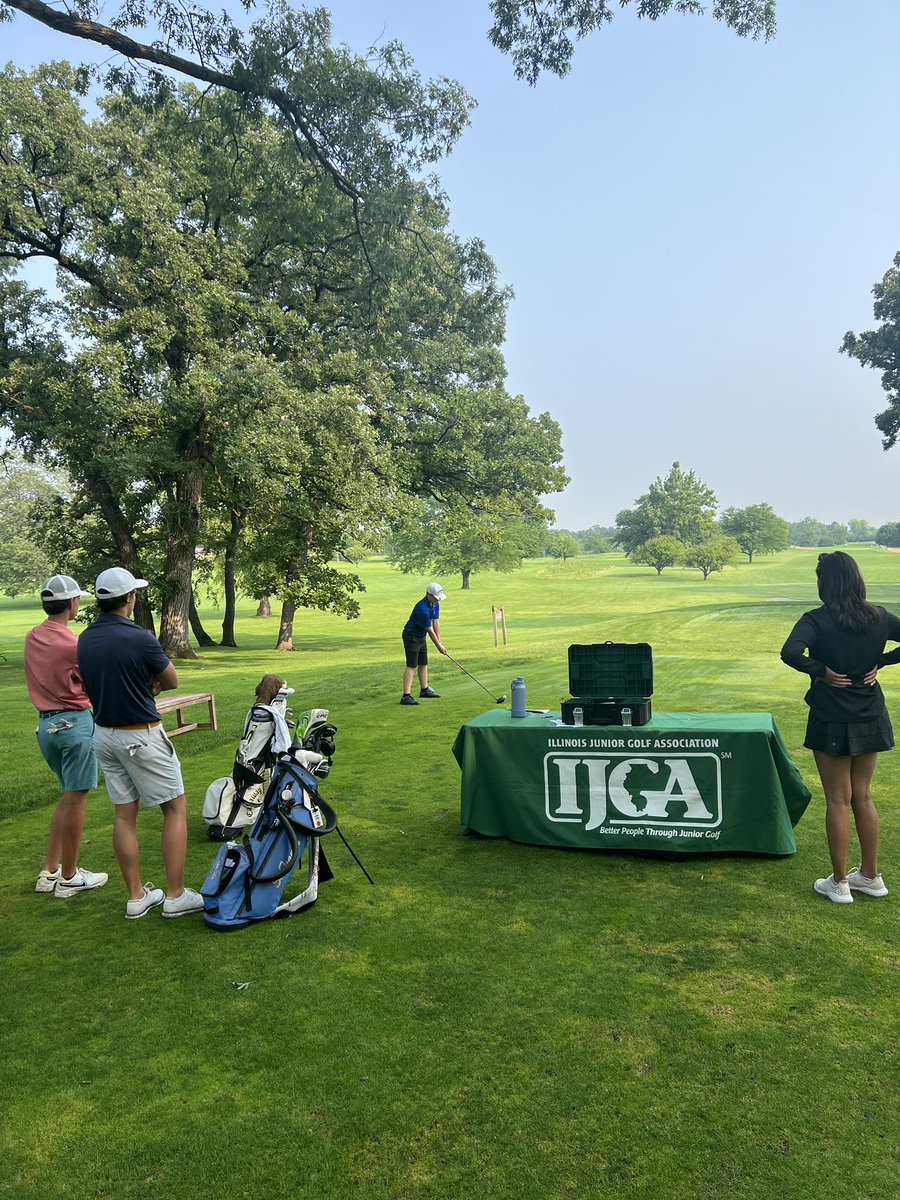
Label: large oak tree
xmin=615 ymin=461 xmax=718 ymax=555
xmin=1 ymin=64 xmax=564 ymax=654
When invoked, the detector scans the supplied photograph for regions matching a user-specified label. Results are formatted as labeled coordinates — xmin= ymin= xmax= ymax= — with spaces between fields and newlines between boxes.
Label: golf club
xmin=445 ymin=652 xmax=507 ymax=704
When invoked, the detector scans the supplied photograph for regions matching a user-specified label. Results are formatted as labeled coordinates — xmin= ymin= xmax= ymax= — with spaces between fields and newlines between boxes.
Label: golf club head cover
xmin=291 ymin=748 xmax=331 ymax=779
xmin=255 ymin=673 xmax=288 ymax=705
xmin=302 ymin=707 xmax=330 ymax=738
xmin=302 ymin=718 xmax=337 ymax=759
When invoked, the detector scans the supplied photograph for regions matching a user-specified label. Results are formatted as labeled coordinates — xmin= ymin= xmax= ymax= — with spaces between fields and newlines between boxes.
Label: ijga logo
xmin=543 ymin=753 xmax=723 ymax=830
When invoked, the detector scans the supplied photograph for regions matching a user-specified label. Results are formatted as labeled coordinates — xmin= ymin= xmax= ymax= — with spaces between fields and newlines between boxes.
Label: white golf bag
xmin=203 ymin=695 xmax=336 ymax=841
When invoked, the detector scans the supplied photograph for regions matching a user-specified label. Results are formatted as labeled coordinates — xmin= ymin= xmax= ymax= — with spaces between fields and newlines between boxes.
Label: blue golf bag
xmin=201 ymin=754 xmax=338 ymax=932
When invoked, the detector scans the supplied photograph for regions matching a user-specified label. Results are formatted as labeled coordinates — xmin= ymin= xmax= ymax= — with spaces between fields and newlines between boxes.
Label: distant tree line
xmin=788 ymin=518 xmax=878 ymax=547
xmin=547 ymin=526 xmax=616 ymax=556
xmin=550 ymin=464 xmax=899 ymax=581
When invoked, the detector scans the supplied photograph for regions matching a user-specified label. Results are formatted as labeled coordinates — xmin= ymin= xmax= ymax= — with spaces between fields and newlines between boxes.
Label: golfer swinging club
xmin=400 ymin=582 xmax=448 ymax=706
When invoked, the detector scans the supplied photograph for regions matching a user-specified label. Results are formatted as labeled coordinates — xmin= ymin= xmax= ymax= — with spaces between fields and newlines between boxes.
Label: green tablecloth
xmin=452 ymin=711 xmax=812 ymax=855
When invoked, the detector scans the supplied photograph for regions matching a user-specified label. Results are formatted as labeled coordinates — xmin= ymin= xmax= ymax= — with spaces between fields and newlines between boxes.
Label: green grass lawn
xmin=3 ymin=548 xmax=900 ymax=1199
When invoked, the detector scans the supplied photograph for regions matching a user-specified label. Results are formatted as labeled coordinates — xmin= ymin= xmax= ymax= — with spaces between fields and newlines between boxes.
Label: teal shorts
xmin=36 ymin=709 xmax=98 ymax=792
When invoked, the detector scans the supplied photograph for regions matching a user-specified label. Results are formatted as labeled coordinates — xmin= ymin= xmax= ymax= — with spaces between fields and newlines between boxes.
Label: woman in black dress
xmin=781 ymin=551 xmax=900 ymax=903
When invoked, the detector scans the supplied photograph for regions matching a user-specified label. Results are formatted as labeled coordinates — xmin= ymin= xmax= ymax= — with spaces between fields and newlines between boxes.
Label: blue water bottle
xmin=511 ymin=677 xmax=526 ymax=718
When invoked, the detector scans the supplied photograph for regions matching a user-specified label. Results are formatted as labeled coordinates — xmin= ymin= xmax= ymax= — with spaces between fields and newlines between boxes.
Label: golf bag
xmin=203 ymin=694 xmax=337 ymax=841
xmin=200 ymin=753 xmax=338 ymax=932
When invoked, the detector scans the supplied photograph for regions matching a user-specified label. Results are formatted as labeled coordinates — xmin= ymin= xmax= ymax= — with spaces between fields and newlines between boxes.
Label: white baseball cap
xmin=40 ymin=574 xmax=91 ymax=601
xmin=426 ymin=582 xmax=446 ymax=601
xmin=95 ymin=567 xmax=149 ymax=599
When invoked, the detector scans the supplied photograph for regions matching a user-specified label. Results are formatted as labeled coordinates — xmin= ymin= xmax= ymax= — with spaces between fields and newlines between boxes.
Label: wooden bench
xmin=156 ymin=692 xmax=218 ymax=737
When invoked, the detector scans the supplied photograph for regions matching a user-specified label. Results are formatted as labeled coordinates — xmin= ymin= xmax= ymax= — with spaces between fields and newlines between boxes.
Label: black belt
xmin=39 ymin=709 xmax=69 ymax=718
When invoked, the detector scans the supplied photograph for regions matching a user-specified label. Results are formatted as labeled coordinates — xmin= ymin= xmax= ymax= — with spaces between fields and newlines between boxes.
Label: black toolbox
xmin=561 ymin=642 xmax=653 ymax=727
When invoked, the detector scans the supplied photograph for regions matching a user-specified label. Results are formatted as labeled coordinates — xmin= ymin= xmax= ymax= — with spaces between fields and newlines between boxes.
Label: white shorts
xmin=94 ymin=724 xmax=185 ymax=807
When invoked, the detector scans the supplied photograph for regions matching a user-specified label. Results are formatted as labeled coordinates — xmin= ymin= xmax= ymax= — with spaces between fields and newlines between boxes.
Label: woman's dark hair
xmin=816 ymin=552 xmax=879 ymax=629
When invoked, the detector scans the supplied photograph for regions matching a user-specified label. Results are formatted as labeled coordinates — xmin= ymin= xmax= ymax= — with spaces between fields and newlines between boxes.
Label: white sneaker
xmin=35 ymin=867 xmax=61 ymax=893
xmin=847 ymin=866 xmax=889 ymax=897
xmin=813 ymin=874 xmax=853 ymax=904
xmin=125 ymin=885 xmax=165 ymax=919
xmin=55 ymin=867 xmax=109 ymax=899
xmin=162 ymin=887 xmax=204 ymax=919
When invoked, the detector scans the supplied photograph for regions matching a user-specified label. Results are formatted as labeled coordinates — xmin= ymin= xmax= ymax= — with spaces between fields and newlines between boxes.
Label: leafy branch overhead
xmin=0 ymin=0 xmax=475 ymax=258
xmin=487 ymin=0 xmax=777 ymax=84
xmin=1 ymin=0 xmax=779 ymax=102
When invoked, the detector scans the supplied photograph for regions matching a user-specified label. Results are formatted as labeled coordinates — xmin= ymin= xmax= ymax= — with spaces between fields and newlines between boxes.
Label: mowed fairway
xmin=2 ymin=547 xmax=900 ymax=1200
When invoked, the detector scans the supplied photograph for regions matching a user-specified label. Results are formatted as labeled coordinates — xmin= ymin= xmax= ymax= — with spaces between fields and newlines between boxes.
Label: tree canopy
xmin=682 ymin=533 xmax=741 ymax=580
xmin=719 ymin=503 xmax=789 ymax=563
xmin=1 ymin=64 xmax=565 ymax=655
xmin=788 ymin=518 xmax=851 ymax=548
xmin=547 ymin=531 xmax=581 ymax=561
xmin=842 ymin=252 xmax=900 ymax=450
xmin=2 ymin=0 xmax=778 ymax=98
xmin=487 ymin=0 xmax=776 ymax=84
xmin=387 ymin=500 xmax=551 ymax=590
xmin=876 ymin=522 xmax=900 ymax=549
xmin=630 ymin=534 xmax=684 ymax=575
xmin=0 ymin=0 xmax=473 ymax=225
xmin=615 ymin=462 xmax=717 ymax=555
xmin=847 ymin=518 xmax=877 ymax=543
xmin=0 ymin=456 xmax=56 ymax=596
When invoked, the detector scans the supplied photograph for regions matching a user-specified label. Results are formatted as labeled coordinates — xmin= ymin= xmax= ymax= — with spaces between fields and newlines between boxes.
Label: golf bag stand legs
xmin=273 ymin=838 xmax=321 ymax=917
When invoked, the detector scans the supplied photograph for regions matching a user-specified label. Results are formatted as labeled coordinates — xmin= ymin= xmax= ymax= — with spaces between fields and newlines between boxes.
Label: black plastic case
xmin=561 ymin=642 xmax=654 ymax=727
xmin=561 ymin=698 xmax=653 ymax=727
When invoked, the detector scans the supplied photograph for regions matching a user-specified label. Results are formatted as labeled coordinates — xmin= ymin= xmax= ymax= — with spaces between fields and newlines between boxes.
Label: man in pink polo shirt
xmin=24 ymin=574 xmax=108 ymax=899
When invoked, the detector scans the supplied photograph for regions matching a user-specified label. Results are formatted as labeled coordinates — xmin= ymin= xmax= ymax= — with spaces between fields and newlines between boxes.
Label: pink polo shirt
xmin=23 ymin=620 xmax=91 ymax=712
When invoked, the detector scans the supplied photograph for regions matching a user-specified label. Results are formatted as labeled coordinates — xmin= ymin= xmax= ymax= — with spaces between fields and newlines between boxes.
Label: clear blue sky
xmin=5 ymin=0 xmax=900 ymax=529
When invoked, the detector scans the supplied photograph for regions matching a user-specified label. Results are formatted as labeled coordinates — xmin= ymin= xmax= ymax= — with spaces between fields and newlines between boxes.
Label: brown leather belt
xmin=113 ymin=721 xmax=162 ymax=730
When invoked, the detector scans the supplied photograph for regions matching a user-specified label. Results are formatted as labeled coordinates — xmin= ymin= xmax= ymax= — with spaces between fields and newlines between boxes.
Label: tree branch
xmin=4 ymin=0 xmax=363 ymax=203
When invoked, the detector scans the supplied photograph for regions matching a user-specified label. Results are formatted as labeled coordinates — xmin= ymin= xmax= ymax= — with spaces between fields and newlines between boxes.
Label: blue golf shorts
xmin=36 ymin=709 xmax=98 ymax=792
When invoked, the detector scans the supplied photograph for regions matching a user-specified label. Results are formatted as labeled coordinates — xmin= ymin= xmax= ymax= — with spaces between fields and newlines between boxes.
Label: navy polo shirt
xmin=77 ymin=613 xmax=171 ymax=726
xmin=404 ymin=598 xmax=439 ymax=638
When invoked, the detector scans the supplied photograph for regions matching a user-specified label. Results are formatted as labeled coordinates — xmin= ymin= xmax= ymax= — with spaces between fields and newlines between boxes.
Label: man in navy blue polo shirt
xmin=77 ymin=568 xmax=203 ymax=920
xmin=401 ymin=582 xmax=448 ymax=706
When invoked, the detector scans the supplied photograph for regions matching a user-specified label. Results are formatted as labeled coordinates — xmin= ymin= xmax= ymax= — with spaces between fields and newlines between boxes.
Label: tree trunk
xmin=157 ymin=464 xmax=204 ymax=659
xmin=275 ymin=557 xmax=304 ymax=650
xmin=461 ymin=568 xmax=471 ymax=590
xmin=84 ymin=471 xmax=155 ymax=633
xmin=189 ymin=591 xmax=215 ymax=647
xmin=256 ymin=594 xmax=272 ymax=617
xmin=748 ymin=549 xmax=754 ymax=563
xmin=221 ymin=508 xmax=244 ymax=647
xmin=275 ymin=596 xmax=296 ymax=650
